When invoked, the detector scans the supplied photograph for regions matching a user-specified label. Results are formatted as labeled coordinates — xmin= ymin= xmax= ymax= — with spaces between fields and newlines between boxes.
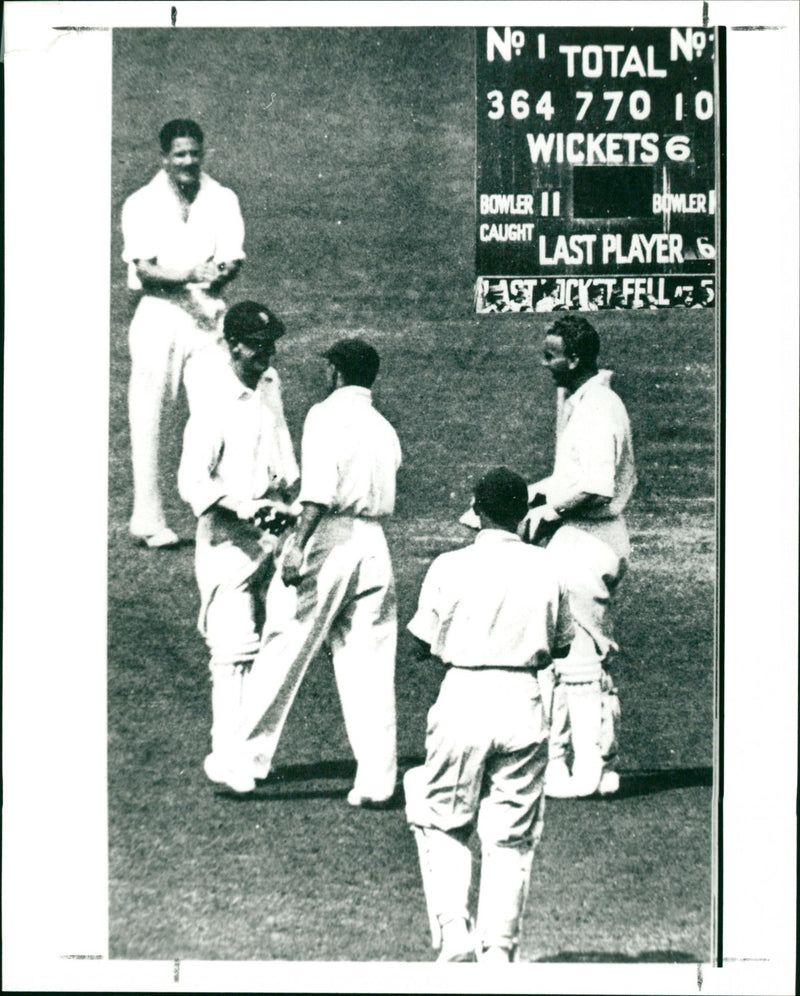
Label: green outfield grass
xmin=109 ymin=28 xmax=716 ymax=962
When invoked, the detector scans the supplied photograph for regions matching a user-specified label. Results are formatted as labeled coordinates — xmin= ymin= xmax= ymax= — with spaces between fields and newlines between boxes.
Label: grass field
xmin=108 ymin=28 xmax=716 ymax=963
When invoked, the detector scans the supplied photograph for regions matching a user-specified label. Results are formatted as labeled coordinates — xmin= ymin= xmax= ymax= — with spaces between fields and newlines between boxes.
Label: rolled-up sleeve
xmin=407 ymin=561 xmax=443 ymax=648
xmin=121 ymin=190 xmax=158 ymax=264
xmin=214 ymin=189 xmax=246 ymax=262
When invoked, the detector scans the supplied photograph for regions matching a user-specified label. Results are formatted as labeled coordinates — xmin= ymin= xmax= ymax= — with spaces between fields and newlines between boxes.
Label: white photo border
xmin=3 ymin=2 xmax=797 ymax=993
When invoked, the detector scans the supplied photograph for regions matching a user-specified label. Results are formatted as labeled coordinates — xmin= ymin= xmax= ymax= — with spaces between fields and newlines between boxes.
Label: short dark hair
xmin=159 ymin=119 xmax=204 ymax=154
xmin=473 ymin=467 xmax=529 ymax=529
xmin=547 ymin=314 xmax=600 ymax=368
xmin=324 ymin=338 xmax=380 ymax=388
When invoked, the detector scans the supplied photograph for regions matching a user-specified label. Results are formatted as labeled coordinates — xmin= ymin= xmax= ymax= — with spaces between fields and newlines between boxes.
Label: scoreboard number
xmin=486 ymin=89 xmax=555 ymax=121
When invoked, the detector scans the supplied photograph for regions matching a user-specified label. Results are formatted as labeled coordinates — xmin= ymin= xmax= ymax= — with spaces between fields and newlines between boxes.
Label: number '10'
xmin=675 ymin=91 xmax=714 ymax=120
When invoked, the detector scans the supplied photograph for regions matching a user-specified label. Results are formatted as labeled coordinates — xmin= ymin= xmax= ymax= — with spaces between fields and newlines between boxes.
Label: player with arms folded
xmin=405 ymin=468 xmax=574 ymax=963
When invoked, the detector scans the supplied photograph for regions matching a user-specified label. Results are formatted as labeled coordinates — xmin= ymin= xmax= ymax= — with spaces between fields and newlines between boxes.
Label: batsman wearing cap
xmin=404 ymin=468 xmax=574 ymax=962
xmin=204 ymin=338 xmax=402 ymax=803
xmin=178 ymin=302 xmax=299 ymax=768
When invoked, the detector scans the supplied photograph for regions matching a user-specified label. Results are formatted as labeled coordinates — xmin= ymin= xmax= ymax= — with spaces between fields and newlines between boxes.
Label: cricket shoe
xmin=544 ymin=757 xmax=573 ymax=798
xmin=569 ymin=756 xmax=604 ymax=797
xmin=545 ymin=754 xmax=605 ymax=798
xmin=478 ymin=945 xmax=515 ymax=963
xmin=131 ymin=526 xmax=180 ymax=549
xmin=346 ymin=788 xmax=397 ymax=809
xmin=249 ymin=736 xmax=273 ymax=780
xmin=203 ymin=751 xmax=256 ymax=793
xmin=437 ymin=918 xmax=476 ymax=963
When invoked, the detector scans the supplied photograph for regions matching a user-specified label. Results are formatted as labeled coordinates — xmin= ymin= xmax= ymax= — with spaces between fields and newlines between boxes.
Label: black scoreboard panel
xmin=475 ymin=26 xmax=718 ymax=312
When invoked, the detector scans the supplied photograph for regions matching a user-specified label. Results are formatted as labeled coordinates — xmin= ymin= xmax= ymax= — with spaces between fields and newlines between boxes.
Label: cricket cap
xmin=223 ymin=301 xmax=286 ymax=344
xmin=474 ymin=467 xmax=529 ymax=526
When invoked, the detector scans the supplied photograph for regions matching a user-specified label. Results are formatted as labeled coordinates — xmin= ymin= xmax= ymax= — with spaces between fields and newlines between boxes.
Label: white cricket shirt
xmin=408 ymin=530 xmax=574 ymax=670
xmin=178 ymin=354 xmax=299 ymax=517
xmin=121 ymin=170 xmax=245 ymax=290
xmin=547 ymin=371 xmax=637 ymax=519
xmin=298 ymin=386 xmax=402 ymax=517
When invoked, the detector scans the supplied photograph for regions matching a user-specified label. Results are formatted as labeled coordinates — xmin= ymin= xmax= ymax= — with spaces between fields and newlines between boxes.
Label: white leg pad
xmin=409 ymin=826 xmax=473 ymax=950
xmin=476 ymin=843 xmax=534 ymax=954
xmin=564 ymin=680 xmax=603 ymax=796
xmin=209 ymin=663 xmax=246 ymax=755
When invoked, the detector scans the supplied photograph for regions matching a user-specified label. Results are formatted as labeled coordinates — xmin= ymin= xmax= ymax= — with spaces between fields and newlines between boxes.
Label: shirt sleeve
xmin=260 ymin=371 xmax=300 ymax=490
xmin=392 ymin=426 xmax=403 ymax=470
xmin=213 ymin=188 xmax=246 ymax=262
xmin=549 ymin=399 xmax=619 ymax=507
xmin=297 ymin=405 xmax=339 ymax=507
xmin=407 ymin=559 xmax=443 ymax=647
xmin=121 ymin=189 xmax=159 ymax=264
xmin=177 ymin=411 xmax=227 ymax=517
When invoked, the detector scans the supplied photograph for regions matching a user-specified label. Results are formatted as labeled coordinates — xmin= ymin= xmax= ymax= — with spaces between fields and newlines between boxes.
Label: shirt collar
xmin=474 ymin=528 xmax=523 ymax=545
xmin=564 ymin=369 xmax=614 ymax=411
xmin=222 ymin=357 xmax=276 ymax=401
xmin=156 ymin=168 xmax=209 ymax=204
xmin=329 ymin=385 xmax=373 ymax=403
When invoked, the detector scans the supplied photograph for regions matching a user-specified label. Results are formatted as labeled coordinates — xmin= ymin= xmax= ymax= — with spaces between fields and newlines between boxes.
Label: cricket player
xmin=524 ymin=314 xmax=636 ymax=798
xmin=123 ymin=118 xmax=245 ymax=548
xmin=405 ymin=468 xmax=574 ymax=962
xmin=203 ymin=338 xmax=402 ymax=803
xmin=178 ymin=301 xmax=299 ymax=766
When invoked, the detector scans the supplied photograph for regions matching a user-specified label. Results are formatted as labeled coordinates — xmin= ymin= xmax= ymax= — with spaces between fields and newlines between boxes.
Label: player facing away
xmin=178 ymin=302 xmax=299 ymax=767
xmin=523 ymin=314 xmax=637 ymax=798
xmin=203 ymin=338 xmax=402 ymax=804
xmin=122 ymin=118 xmax=245 ymax=548
xmin=404 ymin=468 xmax=574 ymax=963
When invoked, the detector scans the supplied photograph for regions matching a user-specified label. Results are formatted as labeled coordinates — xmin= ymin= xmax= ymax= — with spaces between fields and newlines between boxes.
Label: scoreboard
xmin=475 ymin=27 xmax=719 ymax=312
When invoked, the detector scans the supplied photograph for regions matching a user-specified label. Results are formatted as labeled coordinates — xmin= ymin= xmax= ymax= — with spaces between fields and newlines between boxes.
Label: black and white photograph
xmin=3 ymin=2 xmax=797 ymax=993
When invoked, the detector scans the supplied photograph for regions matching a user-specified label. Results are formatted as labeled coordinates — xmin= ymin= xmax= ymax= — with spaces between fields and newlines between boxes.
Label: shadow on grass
xmin=127 ymin=536 xmax=195 ymax=552
xmin=267 ymin=756 xmax=426 ymax=783
xmin=538 ymin=950 xmax=700 ymax=962
xmin=210 ymin=757 xmax=426 ymax=806
xmin=611 ymin=766 xmax=713 ymax=799
xmin=211 ymin=761 xmax=712 ymax=804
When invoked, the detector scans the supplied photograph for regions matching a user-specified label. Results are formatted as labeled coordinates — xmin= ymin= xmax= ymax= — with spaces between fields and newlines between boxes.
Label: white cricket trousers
xmin=405 ymin=667 xmax=548 ymax=954
xmin=237 ymin=515 xmax=398 ymax=800
xmin=128 ymin=293 xmax=222 ymax=536
xmin=194 ymin=510 xmax=281 ymax=753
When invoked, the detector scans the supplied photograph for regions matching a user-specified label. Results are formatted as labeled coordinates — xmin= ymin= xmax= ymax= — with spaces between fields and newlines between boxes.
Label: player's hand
xmin=521 ymin=505 xmax=561 ymax=545
xmin=189 ymin=260 xmax=220 ymax=284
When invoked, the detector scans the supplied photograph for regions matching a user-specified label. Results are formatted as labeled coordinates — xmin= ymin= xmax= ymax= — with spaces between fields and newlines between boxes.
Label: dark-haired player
xmin=405 ymin=468 xmax=573 ymax=962
xmin=204 ymin=339 xmax=402 ymax=805
xmin=122 ymin=119 xmax=245 ymax=547
xmin=525 ymin=314 xmax=636 ymax=798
